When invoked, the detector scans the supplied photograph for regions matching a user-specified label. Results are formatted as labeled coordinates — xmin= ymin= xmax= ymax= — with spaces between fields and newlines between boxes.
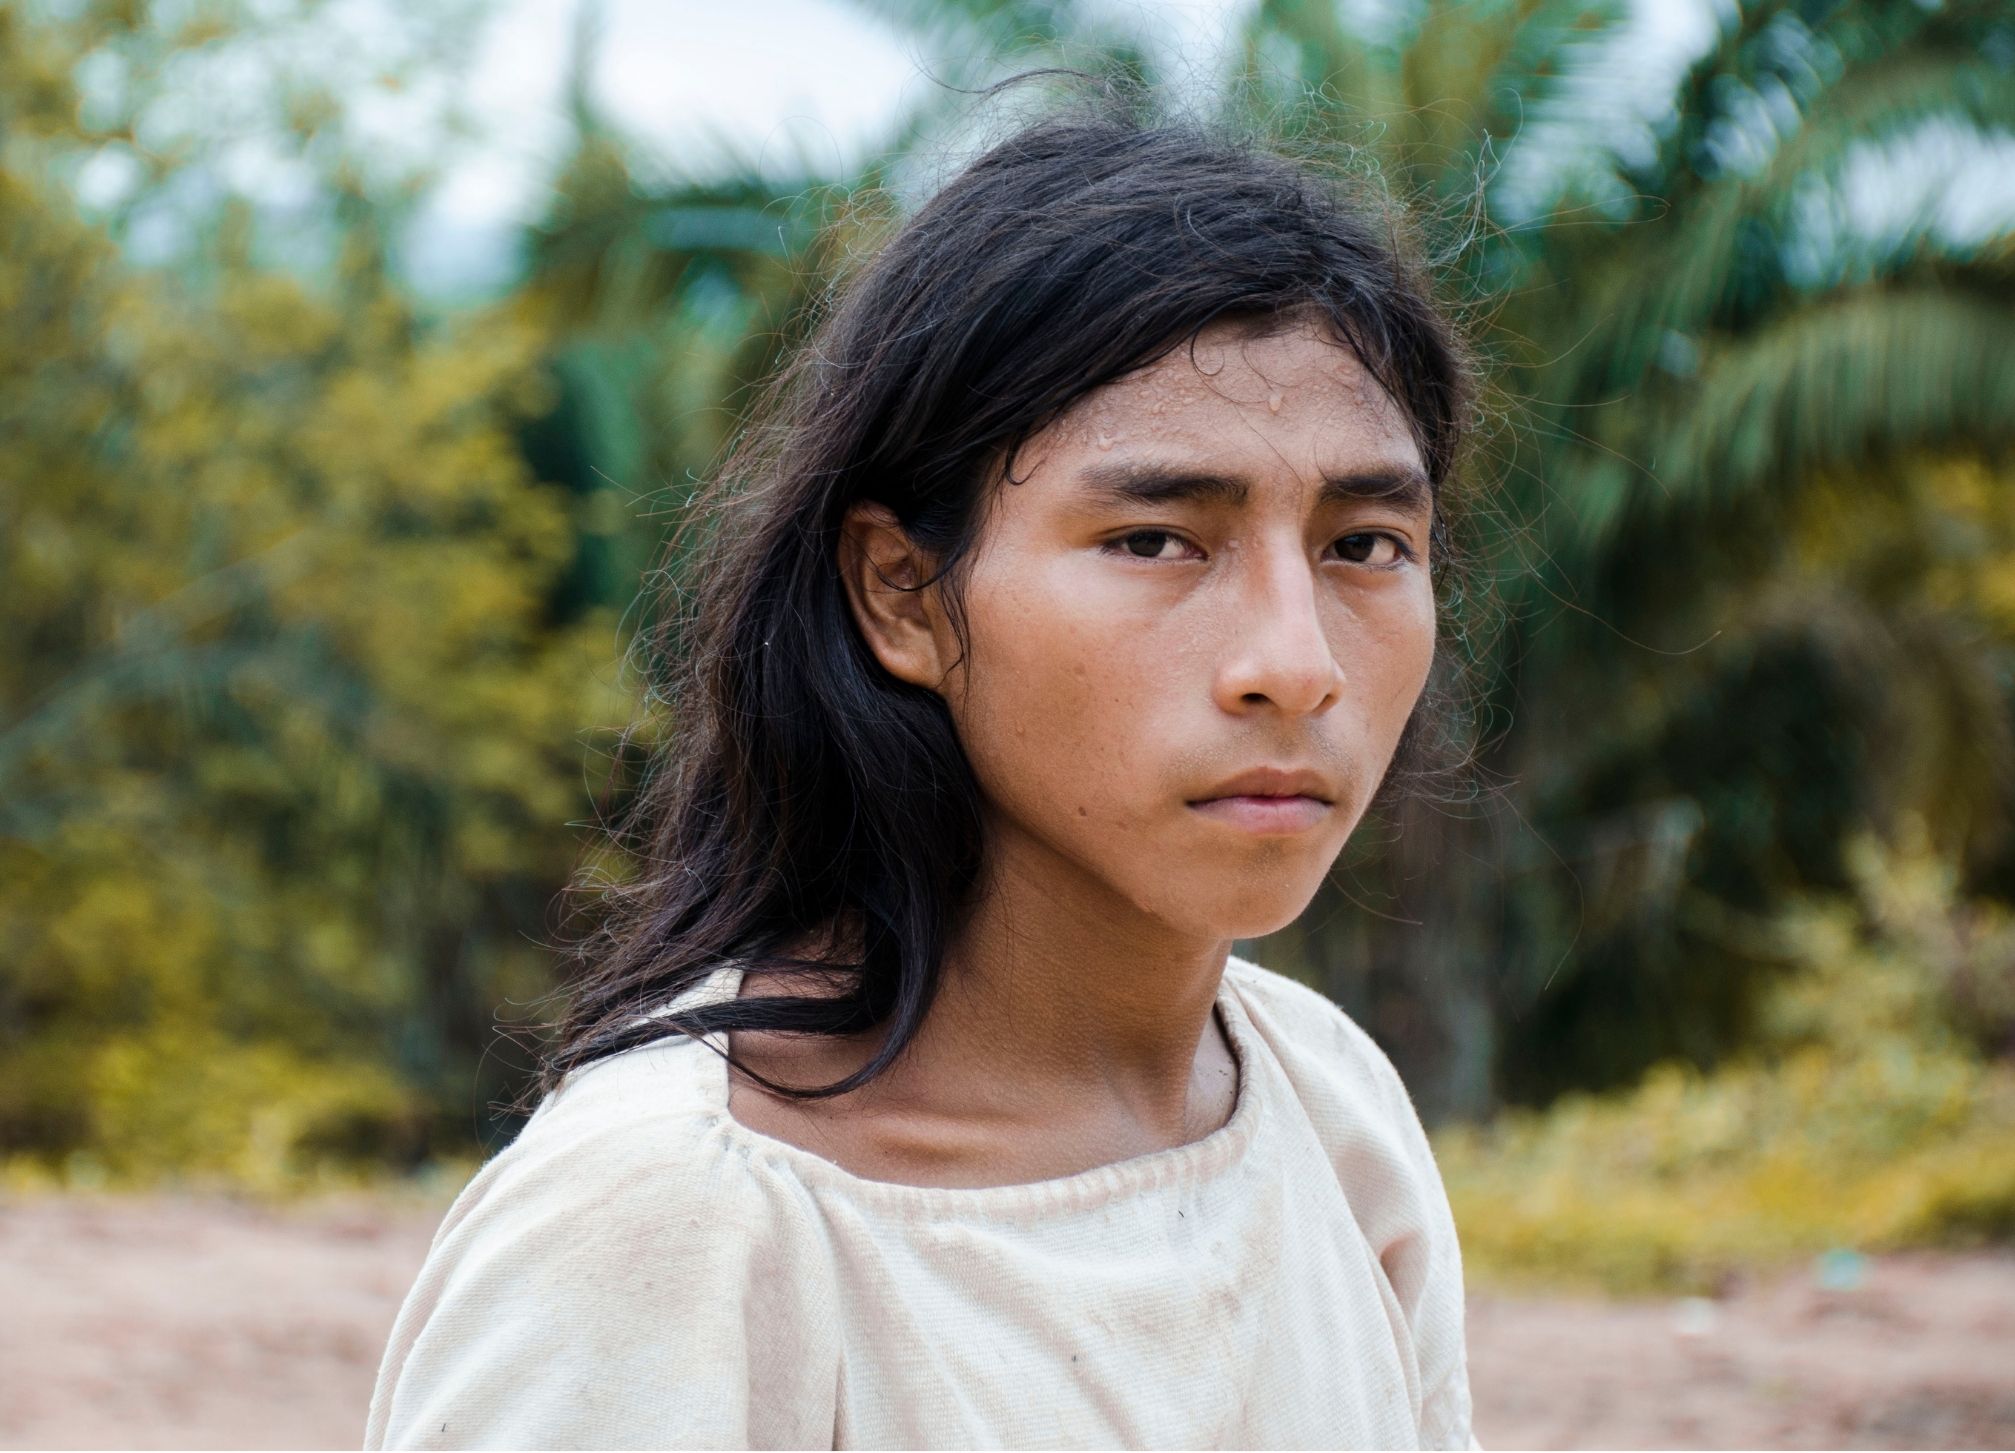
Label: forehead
xmin=1014 ymin=317 xmax=1424 ymax=490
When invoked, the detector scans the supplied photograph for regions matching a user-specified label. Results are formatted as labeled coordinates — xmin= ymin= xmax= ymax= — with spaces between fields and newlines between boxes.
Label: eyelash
xmin=1098 ymin=529 xmax=1418 ymax=569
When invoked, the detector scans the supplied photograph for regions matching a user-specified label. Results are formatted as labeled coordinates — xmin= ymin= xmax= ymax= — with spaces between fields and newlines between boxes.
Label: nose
xmin=1212 ymin=537 xmax=1344 ymax=716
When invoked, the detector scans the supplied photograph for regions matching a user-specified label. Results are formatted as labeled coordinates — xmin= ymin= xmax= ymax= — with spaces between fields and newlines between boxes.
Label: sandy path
xmin=2 ymin=1194 xmax=2011 ymax=1449
xmin=1465 ymin=1253 xmax=2015 ymax=1449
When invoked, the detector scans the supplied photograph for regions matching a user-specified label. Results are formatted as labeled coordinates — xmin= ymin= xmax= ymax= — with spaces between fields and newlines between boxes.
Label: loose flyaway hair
xmin=535 ymin=94 xmax=1477 ymax=1103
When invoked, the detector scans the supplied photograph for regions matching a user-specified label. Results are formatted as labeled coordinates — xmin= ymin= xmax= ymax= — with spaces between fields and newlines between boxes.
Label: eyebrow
xmin=1070 ymin=460 xmax=1435 ymax=517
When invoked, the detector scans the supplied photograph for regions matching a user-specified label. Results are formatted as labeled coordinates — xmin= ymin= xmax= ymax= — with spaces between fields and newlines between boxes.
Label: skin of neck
xmin=917 ymin=810 xmax=1238 ymax=1141
xmin=736 ymin=844 xmax=1238 ymax=1163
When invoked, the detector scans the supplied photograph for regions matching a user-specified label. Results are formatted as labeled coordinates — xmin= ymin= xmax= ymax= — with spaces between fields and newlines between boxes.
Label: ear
xmin=838 ymin=501 xmax=952 ymax=694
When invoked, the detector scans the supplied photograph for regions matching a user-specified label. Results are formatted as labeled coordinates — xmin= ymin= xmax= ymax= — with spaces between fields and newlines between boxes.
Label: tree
xmin=0 ymin=2 xmax=626 ymax=1182
xmin=511 ymin=0 xmax=2015 ymax=1124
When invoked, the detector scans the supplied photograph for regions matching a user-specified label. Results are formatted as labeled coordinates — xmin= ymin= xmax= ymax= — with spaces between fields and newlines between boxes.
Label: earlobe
xmin=838 ymin=502 xmax=949 ymax=694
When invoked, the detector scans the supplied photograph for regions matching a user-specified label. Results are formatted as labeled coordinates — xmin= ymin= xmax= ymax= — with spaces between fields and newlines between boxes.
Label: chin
xmin=1139 ymin=874 xmax=1325 ymax=943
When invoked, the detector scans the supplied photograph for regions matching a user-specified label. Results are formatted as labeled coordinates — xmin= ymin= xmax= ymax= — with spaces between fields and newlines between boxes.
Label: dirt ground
xmin=2 ymin=1194 xmax=2012 ymax=1451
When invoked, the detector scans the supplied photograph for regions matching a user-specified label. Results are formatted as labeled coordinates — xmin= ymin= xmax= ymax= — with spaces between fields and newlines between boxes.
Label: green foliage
xmin=1230 ymin=0 xmax=2015 ymax=1119
xmin=518 ymin=0 xmax=2015 ymax=1125
xmin=1437 ymin=829 xmax=2015 ymax=1295
xmin=0 ymin=6 xmax=629 ymax=1185
xmin=7 ymin=0 xmax=2015 ymax=1259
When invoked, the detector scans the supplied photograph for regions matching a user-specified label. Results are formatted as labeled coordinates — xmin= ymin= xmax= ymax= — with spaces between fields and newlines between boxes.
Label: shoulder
xmin=1224 ymin=953 xmax=1419 ymax=1124
xmin=420 ymin=965 xmax=808 ymax=1262
xmin=429 ymin=1035 xmax=764 ymax=1252
xmin=1224 ymin=953 xmax=1380 ymax=1051
xmin=366 ymin=1035 xmax=841 ymax=1449
xmin=1224 ymin=954 xmax=1476 ymax=1451
xmin=1222 ymin=951 xmax=1439 ymax=1206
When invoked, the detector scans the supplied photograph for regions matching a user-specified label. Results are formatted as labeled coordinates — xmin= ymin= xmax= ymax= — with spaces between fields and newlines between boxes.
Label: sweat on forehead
xmin=1016 ymin=319 xmax=1419 ymax=483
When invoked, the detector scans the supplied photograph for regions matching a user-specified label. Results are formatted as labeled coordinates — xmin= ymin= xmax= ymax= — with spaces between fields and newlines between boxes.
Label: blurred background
xmin=3 ymin=0 xmax=2014 ymax=1446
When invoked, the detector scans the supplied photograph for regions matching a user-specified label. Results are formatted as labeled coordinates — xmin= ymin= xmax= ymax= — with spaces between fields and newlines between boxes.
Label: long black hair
xmin=538 ymin=99 xmax=1479 ymax=1102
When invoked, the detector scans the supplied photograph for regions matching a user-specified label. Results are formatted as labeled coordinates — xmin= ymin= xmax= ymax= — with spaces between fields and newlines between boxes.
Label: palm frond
xmin=1585 ymin=285 xmax=2015 ymax=553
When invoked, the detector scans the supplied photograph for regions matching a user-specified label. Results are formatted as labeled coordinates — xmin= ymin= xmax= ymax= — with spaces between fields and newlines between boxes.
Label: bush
xmin=1435 ymin=829 xmax=2015 ymax=1295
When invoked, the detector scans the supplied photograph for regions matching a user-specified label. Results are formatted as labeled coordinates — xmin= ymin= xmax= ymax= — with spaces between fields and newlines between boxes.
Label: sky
xmin=398 ymin=0 xmax=1256 ymax=295
xmin=394 ymin=0 xmax=2015 ymax=297
xmin=71 ymin=0 xmax=2015 ymax=299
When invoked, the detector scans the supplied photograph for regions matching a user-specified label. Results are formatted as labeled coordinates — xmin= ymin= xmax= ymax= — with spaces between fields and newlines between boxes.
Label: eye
xmin=1332 ymin=532 xmax=1414 ymax=568
xmin=1102 ymin=529 xmax=1199 ymax=562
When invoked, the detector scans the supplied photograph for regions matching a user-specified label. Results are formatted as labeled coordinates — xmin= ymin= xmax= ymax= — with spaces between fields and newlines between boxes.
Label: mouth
xmin=1185 ymin=794 xmax=1334 ymax=835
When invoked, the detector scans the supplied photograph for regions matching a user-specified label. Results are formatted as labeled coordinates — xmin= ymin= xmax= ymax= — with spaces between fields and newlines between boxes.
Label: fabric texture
xmin=365 ymin=954 xmax=1481 ymax=1450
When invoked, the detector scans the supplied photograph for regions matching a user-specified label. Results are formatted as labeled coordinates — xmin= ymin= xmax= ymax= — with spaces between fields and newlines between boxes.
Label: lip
xmin=1190 ymin=765 xmax=1338 ymax=804
xmin=1188 ymin=794 xmax=1333 ymax=834
xmin=1185 ymin=766 xmax=1339 ymax=836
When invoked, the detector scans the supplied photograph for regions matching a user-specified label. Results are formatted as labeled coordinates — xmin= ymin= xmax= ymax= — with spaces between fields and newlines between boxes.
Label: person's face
xmin=843 ymin=316 xmax=1438 ymax=940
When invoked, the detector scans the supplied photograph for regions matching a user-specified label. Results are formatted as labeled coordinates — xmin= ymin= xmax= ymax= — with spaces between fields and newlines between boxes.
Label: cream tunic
xmin=365 ymin=955 xmax=1480 ymax=1450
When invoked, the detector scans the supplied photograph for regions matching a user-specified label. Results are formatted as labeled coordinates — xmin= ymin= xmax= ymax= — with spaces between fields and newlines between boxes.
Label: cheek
xmin=1367 ymin=584 xmax=1438 ymax=712
xmin=1326 ymin=587 xmax=1437 ymax=790
xmin=944 ymin=562 xmax=1176 ymax=838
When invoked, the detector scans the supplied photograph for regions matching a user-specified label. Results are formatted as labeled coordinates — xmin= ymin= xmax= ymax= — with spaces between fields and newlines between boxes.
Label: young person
xmin=366 ymin=104 xmax=1483 ymax=1450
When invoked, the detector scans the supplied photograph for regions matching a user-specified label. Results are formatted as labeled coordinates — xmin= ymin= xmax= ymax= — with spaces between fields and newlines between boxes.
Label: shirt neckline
xmin=688 ymin=958 xmax=1265 ymax=1217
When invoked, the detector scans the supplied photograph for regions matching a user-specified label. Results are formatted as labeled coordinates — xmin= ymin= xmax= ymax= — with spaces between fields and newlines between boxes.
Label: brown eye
xmin=1335 ymin=532 xmax=1408 ymax=567
xmin=1113 ymin=530 xmax=1188 ymax=560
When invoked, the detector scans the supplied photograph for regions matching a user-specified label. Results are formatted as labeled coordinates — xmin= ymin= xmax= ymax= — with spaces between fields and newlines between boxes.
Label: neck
xmin=726 ymin=817 xmax=1244 ymax=1185
xmin=898 ymin=814 xmax=1236 ymax=1138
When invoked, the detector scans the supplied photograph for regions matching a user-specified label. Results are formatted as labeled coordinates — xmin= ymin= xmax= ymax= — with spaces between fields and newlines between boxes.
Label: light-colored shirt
xmin=365 ymin=954 xmax=1480 ymax=1449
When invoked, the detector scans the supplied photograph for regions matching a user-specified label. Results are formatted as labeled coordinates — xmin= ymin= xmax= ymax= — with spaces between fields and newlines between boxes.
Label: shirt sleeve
xmin=1227 ymin=963 xmax=1478 ymax=1451
xmin=364 ymin=1078 xmax=841 ymax=1451
xmin=1356 ymin=1034 xmax=1477 ymax=1453
xmin=1321 ymin=999 xmax=1483 ymax=1450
